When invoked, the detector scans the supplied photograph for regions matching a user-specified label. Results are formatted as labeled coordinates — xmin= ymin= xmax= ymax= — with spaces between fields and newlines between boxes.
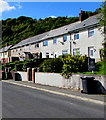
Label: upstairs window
xmin=74 ymin=32 xmax=79 ymax=40
xmin=88 ymin=28 xmax=94 ymax=37
xmin=35 ymin=43 xmax=39 ymax=48
xmin=43 ymin=40 xmax=48 ymax=46
xmin=63 ymin=35 xmax=67 ymax=42
xmin=53 ymin=38 xmax=57 ymax=44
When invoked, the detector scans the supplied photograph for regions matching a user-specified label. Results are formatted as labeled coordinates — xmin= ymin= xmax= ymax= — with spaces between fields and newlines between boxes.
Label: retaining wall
xmin=15 ymin=71 xmax=106 ymax=90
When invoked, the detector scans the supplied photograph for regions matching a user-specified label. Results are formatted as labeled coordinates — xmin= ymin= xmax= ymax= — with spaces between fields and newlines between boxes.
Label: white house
xmin=9 ymin=11 xmax=104 ymax=62
xmin=0 ymin=45 xmax=12 ymax=64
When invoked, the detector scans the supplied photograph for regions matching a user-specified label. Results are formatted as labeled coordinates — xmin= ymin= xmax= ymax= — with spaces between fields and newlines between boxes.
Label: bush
xmin=61 ymin=54 xmax=88 ymax=77
xmin=40 ymin=58 xmax=63 ymax=73
xmin=22 ymin=58 xmax=46 ymax=71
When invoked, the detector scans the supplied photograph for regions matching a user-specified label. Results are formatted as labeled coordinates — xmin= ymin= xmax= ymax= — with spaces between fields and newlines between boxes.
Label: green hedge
xmin=40 ymin=58 xmax=63 ymax=73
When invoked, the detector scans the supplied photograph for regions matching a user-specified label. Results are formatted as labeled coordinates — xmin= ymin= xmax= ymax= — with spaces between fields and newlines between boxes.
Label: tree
xmin=98 ymin=1 xmax=106 ymax=57
xmin=98 ymin=1 xmax=106 ymax=74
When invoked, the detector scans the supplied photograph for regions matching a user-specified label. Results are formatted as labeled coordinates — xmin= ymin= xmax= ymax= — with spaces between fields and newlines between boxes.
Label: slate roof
xmin=11 ymin=21 xmax=80 ymax=49
xmin=0 ymin=45 xmax=12 ymax=53
xmin=69 ymin=14 xmax=100 ymax=32
xmin=11 ymin=32 xmax=48 ymax=49
xmin=10 ymin=14 xmax=100 ymax=49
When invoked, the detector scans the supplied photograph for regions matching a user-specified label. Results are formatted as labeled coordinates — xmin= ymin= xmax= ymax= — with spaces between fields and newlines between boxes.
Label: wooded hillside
xmin=2 ymin=8 xmax=101 ymax=47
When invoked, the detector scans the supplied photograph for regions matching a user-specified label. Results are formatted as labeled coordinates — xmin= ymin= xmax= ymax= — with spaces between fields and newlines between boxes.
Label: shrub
xmin=22 ymin=58 xmax=46 ymax=71
xmin=40 ymin=58 xmax=63 ymax=73
xmin=61 ymin=54 xmax=88 ymax=77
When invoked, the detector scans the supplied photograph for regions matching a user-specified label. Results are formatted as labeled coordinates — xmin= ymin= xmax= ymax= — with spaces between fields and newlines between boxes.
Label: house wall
xmin=0 ymin=51 xmax=10 ymax=63
xmin=40 ymin=34 xmax=71 ymax=58
xmin=9 ymin=26 xmax=104 ymax=61
xmin=71 ymin=27 xmax=104 ymax=62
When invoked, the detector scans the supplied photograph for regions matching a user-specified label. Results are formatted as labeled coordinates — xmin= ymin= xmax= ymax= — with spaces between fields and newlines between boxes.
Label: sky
xmin=0 ymin=1 xmax=102 ymax=20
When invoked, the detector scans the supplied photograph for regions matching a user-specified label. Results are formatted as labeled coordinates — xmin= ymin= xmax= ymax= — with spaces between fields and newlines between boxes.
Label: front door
xmin=88 ymin=47 xmax=94 ymax=58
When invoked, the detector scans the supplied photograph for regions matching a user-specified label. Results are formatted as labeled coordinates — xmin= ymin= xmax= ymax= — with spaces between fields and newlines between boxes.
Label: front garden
xmin=3 ymin=54 xmax=106 ymax=77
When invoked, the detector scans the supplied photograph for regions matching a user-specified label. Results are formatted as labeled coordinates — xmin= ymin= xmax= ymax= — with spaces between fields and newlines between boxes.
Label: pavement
xmin=2 ymin=79 xmax=106 ymax=105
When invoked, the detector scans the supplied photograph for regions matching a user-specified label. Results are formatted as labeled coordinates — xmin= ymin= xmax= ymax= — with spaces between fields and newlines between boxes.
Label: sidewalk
xmin=2 ymin=79 xmax=105 ymax=105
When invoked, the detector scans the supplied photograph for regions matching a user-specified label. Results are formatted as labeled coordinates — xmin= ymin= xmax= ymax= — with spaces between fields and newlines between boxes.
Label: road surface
xmin=2 ymin=82 xmax=104 ymax=118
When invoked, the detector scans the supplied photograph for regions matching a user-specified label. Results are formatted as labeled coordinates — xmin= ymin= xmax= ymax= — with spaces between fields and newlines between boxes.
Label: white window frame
xmin=62 ymin=50 xmax=68 ymax=55
xmin=88 ymin=28 xmax=94 ymax=37
xmin=53 ymin=38 xmax=57 ymax=44
xmin=73 ymin=48 xmax=80 ymax=56
xmin=88 ymin=47 xmax=94 ymax=58
xmin=43 ymin=40 xmax=48 ymax=46
xmin=63 ymin=35 xmax=67 ymax=42
xmin=74 ymin=32 xmax=79 ymax=40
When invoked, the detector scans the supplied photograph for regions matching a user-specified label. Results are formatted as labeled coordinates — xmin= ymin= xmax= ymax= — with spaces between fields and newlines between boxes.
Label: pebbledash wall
xmin=17 ymin=71 xmax=106 ymax=90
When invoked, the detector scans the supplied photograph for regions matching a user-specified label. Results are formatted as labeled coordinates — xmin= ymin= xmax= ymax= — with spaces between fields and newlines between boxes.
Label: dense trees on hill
xmin=2 ymin=8 xmax=101 ymax=47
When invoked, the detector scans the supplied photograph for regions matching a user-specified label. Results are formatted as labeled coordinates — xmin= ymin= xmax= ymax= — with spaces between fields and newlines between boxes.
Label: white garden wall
xmin=16 ymin=71 xmax=106 ymax=90
xmin=35 ymin=72 xmax=65 ymax=88
xmin=17 ymin=71 xmax=27 ymax=81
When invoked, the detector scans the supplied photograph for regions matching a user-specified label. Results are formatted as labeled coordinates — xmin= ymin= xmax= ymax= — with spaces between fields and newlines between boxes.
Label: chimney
xmin=79 ymin=11 xmax=88 ymax=22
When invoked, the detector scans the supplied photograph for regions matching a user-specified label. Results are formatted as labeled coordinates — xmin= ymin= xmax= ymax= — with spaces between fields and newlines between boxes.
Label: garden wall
xmin=15 ymin=71 xmax=106 ymax=90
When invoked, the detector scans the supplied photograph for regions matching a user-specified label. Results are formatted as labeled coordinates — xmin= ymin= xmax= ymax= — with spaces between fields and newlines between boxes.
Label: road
xmin=2 ymin=82 xmax=104 ymax=118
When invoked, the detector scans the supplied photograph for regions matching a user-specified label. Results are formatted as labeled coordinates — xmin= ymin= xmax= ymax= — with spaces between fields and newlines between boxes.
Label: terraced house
xmin=1 ymin=11 xmax=104 ymax=63
xmin=0 ymin=45 xmax=12 ymax=64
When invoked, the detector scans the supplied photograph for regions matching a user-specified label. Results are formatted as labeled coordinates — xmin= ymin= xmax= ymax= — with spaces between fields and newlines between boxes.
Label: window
xmin=46 ymin=52 xmax=49 ymax=58
xmin=88 ymin=47 xmax=94 ymax=58
xmin=43 ymin=40 xmax=48 ymax=46
xmin=35 ymin=43 xmax=39 ymax=48
xmin=74 ymin=32 xmax=79 ymax=40
xmin=88 ymin=28 xmax=94 ymax=37
xmin=73 ymin=48 xmax=80 ymax=56
xmin=62 ymin=50 xmax=68 ymax=55
xmin=63 ymin=35 xmax=67 ymax=42
xmin=53 ymin=38 xmax=57 ymax=44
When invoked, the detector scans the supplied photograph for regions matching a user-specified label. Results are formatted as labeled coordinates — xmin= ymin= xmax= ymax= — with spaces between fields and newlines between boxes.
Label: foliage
xmin=40 ymin=58 xmax=63 ymax=73
xmin=61 ymin=54 xmax=88 ymax=78
xmin=2 ymin=8 xmax=101 ymax=47
xmin=98 ymin=1 xmax=106 ymax=58
xmin=2 ymin=16 xmax=79 ymax=47
xmin=82 ymin=61 xmax=106 ymax=75
xmin=22 ymin=58 xmax=45 ymax=71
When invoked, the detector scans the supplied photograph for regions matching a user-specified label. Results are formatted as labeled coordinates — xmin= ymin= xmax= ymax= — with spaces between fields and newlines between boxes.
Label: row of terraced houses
xmin=0 ymin=11 xmax=104 ymax=64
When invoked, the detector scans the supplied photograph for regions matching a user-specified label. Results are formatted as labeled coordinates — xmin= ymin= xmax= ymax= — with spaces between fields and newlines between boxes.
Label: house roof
xmin=11 ymin=32 xmax=48 ymax=49
xmin=0 ymin=45 xmax=12 ymax=53
xmin=11 ymin=21 xmax=80 ymax=49
xmin=10 ymin=14 xmax=100 ymax=49
xmin=69 ymin=14 xmax=100 ymax=32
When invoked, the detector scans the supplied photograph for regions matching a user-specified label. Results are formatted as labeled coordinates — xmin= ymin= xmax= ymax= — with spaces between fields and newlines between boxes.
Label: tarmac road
xmin=2 ymin=82 xmax=104 ymax=118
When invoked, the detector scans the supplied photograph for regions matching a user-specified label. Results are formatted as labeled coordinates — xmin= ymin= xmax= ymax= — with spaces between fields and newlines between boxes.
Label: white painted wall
xmin=35 ymin=72 xmax=65 ymax=88
xmin=16 ymin=71 xmax=106 ymax=90
xmin=40 ymin=34 xmax=71 ymax=58
xmin=17 ymin=71 xmax=27 ymax=81
xmin=71 ymin=27 xmax=104 ymax=62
